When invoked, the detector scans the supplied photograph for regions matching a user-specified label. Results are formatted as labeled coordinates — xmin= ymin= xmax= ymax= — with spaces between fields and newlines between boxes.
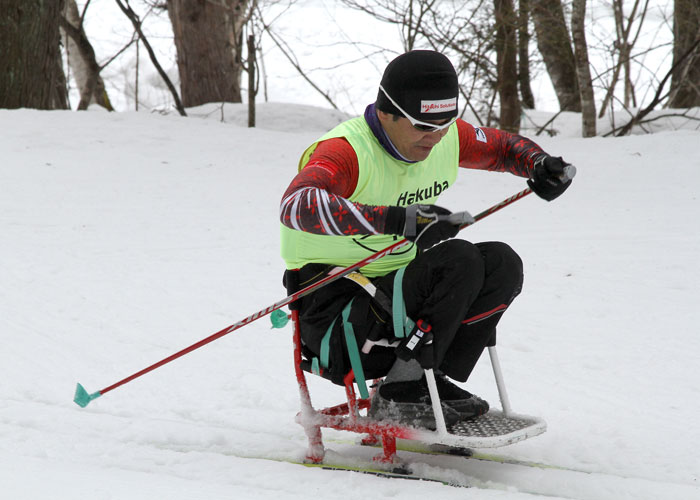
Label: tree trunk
xmin=0 ymin=0 xmax=68 ymax=109
xmin=247 ymin=34 xmax=255 ymax=127
xmin=612 ymin=0 xmax=637 ymax=109
xmin=530 ymin=0 xmax=581 ymax=112
xmin=494 ymin=0 xmax=521 ymax=133
xmin=167 ymin=0 xmax=249 ymax=107
xmin=518 ymin=0 xmax=536 ymax=109
xmin=571 ymin=0 xmax=596 ymax=136
xmin=669 ymin=0 xmax=700 ymax=108
xmin=60 ymin=0 xmax=113 ymax=111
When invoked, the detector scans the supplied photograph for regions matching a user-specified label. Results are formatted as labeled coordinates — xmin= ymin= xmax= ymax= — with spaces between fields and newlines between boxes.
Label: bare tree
xmin=613 ymin=35 xmax=700 ymax=135
xmin=257 ymin=10 xmax=340 ymax=110
xmin=117 ymin=0 xmax=186 ymax=115
xmin=341 ymin=0 xmax=437 ymax=53
xmin=571 ymin=0 xmax=596 ymax=136
xmin=0 ymin=0 xmax=69 ymax=109
xmin=340 ymin=0 xmax=499 ymax=124
xmin=517 ymin=0 xmax=535 ymax=109
xmin=668 ymin=0 xmax=700 ymax=107
xmin=530 ymin=0 xmax=581 ymax=112
xmin=167 ymin=0 xmax=250 ymax=107
xmin=616 ymin=0 xmax=635 ymax=107
xmin=596 ymin=0 xmax=650 ymax=118
xmin=60 ymin=0 xmax=114 ymax=110
xmin=494 ymin=0 xmax=520 ymax=132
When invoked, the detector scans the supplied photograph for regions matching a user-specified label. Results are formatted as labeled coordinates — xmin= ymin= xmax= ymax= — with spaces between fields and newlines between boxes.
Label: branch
xmin=114 ymin=0 xmax=187 ymax=117
xmin=606 ymin=109 xmax=700 ymax=136
xmin=636 ymin=110 xmax=700 ymax=127
xmin=80 ymin=0 xmax=93 ymax=28
xmin=101 ymin=2 xmax=157 ymax=69
xmin=258 ymin=10 xmax=339 ymax=110
xmin=99 ymin=33 xmax=139 ymax=70
xmin=614 ymin=36 xmax=700 ymax=136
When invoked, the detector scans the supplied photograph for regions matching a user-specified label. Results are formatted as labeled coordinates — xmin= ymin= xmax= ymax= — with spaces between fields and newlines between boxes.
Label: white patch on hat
xmin=475 ymin=127 xmax=487 ymax=143
xmin=420 ymin=97 xmax=457 ymax=114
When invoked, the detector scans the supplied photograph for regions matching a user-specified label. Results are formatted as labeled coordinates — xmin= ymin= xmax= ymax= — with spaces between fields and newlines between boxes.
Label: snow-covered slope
xmin=1 ymin=105 xmax=698 ymax=499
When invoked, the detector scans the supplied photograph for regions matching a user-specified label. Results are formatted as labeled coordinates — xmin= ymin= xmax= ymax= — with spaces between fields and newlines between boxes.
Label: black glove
xmin=528 ymin=155 xmax=573 ymax=201
xmin=385 ymin=204 xmax=460 ymax=250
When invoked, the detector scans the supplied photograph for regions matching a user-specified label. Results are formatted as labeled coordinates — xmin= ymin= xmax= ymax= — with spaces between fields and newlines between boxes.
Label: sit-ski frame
xmin=291 ymin=309 xmax=547 ymax=465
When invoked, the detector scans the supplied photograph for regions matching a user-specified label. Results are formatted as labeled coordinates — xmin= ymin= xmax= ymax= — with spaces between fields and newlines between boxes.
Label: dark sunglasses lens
xmin=413 ymin=123 xmax=439 ymax=132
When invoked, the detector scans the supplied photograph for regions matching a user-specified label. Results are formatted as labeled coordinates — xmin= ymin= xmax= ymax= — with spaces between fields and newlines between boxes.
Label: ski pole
xmin=455 ymin=164 xmax=576 ymax=229
xmin=463 ymin=185 xmax=533 ymax=228
xmin=74 ymin=234 xmax=411 ymax=407
xmin=73 ymin=185 xmax=539 ymax=408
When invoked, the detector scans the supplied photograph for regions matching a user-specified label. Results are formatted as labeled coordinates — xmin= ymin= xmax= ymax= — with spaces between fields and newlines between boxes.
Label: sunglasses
xmin=379 ymin=85 xmax=457 ymax=133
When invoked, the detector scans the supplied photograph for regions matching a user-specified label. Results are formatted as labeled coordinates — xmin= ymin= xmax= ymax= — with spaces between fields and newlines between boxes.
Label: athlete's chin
xmin=410 ymin=146 xmax=434 ymax=161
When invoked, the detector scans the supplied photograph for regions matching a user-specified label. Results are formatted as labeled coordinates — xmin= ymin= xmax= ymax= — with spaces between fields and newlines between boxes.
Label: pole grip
xmin=562 ymin=165 xmax=577 ymax=183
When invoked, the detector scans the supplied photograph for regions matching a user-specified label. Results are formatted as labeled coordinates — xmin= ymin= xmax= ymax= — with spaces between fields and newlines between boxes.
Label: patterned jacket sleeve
xmin=279 ymin=138 xmax=391 ymax=236
xmin=457 ymin=120 xmax=545 ymax=177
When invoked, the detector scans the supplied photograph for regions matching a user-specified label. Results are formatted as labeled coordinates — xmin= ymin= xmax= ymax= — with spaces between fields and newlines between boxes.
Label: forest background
xmin=1 ymin=0 xmax=699 ymax=138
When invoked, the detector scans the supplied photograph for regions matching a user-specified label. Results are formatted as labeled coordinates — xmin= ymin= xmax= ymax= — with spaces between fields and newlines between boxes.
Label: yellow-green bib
xmin=280 ymin=116 xmax=459 ymax=277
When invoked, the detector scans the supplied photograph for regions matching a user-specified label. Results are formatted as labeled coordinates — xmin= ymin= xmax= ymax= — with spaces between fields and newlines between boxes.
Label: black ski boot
xmin=434 ymin=373 xmax=489 ymax=419
xmin=368 ymin=378 xmax=461 ymax=430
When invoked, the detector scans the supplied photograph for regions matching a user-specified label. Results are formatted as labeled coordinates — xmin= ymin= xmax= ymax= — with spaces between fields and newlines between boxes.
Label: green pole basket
xmin=270 ymin=309 xmax=290 ymax=329
xmin=73 ymin=383 xmax=102 ymax=408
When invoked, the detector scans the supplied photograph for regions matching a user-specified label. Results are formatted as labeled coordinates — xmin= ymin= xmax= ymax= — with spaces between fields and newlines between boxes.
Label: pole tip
xmin=74 ymin=383 xmax=100 ymax=408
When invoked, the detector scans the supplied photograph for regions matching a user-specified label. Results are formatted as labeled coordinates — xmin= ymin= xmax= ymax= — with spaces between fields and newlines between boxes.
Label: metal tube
xmin=488 ymin=346 xmax=513 ymax=416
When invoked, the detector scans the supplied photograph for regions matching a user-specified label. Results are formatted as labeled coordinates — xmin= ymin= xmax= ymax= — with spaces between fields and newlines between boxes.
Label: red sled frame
xmin=291 ymin=310 xmax=547 ymax=465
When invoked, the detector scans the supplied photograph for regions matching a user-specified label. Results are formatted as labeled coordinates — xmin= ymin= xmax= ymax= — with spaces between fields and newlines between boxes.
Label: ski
xmin=236 ymin=453 xmax=470 ymax=487
xmin=398 ymin=441 xmax=582 ymax=472
xmin=347 ymin=437 xmax=588 ymax=474
xmin=299 ymin=460 xmax=469 ymax=487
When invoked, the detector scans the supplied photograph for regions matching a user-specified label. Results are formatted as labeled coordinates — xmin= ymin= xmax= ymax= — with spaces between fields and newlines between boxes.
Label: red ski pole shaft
xmin=74 ymin=187 xmax=532 ymax=407
xmin=74 ymin=236 xmax=412 ymax=406
xmin=464 ymin=187 xmax=533 ymax=228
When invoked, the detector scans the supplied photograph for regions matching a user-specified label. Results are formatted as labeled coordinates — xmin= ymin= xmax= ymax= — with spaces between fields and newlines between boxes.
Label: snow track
xmin=1 ymin=107 xmax=699 ymax=499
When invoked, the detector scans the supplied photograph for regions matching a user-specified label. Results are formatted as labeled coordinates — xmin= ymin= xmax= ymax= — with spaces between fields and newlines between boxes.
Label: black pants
xmin=371 ymin=240 xmax=523 ymax=382
xmin=295 ymin=239 xmax=523 ymax=385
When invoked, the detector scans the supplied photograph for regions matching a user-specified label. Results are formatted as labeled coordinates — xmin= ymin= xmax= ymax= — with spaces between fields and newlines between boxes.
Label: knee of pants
xmin=441 ymin=239 xmax=485 ymax=268
xmin=438 ymin=239 xmax=486 ymax=289
xmin=402 ymin=239 xmax=486 ymax=309
xmin=483 ymin=241 xmax=522 ymax=272
xmin=479 ymin=241 xmax=524 ymax=297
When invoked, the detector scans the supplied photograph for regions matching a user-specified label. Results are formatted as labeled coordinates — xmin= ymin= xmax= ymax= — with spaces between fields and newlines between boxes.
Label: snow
xmin=1 ymin=103 xmax=700 ymax=499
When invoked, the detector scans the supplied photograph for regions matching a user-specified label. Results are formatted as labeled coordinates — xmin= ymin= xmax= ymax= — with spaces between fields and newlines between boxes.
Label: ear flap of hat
xmin=376 ymin=50 xmax=459 ymax=121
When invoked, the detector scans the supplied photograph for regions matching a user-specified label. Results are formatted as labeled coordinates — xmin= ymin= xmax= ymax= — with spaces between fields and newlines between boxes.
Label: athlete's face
xmin=377 ymin=110 xmax=451 ymax=162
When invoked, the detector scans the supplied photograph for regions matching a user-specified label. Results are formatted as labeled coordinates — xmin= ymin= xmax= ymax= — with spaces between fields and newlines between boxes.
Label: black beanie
xmin=376 ymin=50 xmax=459 ymax=122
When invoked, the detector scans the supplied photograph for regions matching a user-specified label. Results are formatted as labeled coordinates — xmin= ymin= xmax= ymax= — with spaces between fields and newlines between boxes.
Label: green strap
xmin=319 ymin=317 xmax=336 ymax=369
xmin=341 ymin=298 xmax=369 ymax=399
xmin=308 ymin=318 xmax=335 ymax=376
xmin=392 ymin=266 xmax=415 ymax=338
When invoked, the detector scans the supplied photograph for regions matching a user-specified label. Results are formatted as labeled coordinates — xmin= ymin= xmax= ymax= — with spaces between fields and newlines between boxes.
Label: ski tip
xmin=73 ymin=383 xmax=101 ymax=408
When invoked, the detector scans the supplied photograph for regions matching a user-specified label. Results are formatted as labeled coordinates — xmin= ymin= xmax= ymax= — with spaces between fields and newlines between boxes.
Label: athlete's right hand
xmin=385 ymin=204 xmax=460 ymax=250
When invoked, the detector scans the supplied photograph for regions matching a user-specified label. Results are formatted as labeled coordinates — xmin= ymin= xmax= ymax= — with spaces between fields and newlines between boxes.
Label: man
xmin=279 ymin=50 xmax=572 ymax=429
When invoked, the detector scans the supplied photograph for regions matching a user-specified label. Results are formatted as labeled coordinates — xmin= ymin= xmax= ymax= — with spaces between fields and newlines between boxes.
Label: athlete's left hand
xmin=528 ymin=155 xmax=574 ymax=201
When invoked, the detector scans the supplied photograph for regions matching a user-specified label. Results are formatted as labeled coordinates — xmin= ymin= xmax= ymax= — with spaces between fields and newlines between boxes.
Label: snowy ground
xmin=1 ymin=104 xmax=699 ymax=499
